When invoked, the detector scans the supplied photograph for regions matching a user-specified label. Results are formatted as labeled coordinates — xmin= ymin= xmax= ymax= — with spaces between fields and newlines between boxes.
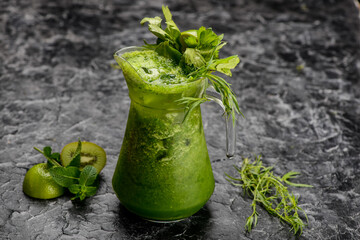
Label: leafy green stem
xmin=226 ymin=155 xmax=313 ymax=236
xmin=34 ymin=147 xmax=62 ymax=168
xmin=141 ymin=5 xmax=243 ymax=125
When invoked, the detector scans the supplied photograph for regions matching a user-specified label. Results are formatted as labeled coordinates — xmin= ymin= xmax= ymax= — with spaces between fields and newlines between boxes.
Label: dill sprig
xmin=225 ymin=155 xmax=313 ymax=235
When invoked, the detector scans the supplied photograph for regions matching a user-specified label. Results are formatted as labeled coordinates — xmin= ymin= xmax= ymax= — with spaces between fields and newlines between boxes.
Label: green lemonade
xmin=112 ymin=48 xmax=215 ymax=221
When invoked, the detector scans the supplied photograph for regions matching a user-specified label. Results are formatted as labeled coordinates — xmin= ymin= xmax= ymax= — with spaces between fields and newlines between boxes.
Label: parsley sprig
xmin=226 ymin=155 xmax=313 ymax=235
xmin=34 ymin=140 xmax=99 ymax=201
xmin=141 ymin=6 xmax=242 ymax=123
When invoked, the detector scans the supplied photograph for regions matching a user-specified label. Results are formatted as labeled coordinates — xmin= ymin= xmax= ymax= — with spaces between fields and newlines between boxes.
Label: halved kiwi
xmin=61 ymin=141 xmax=106 ymax=174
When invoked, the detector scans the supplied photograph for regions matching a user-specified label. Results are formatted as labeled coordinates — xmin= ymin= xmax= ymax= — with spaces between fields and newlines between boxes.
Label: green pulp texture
xmin=112 ymin=102 xmax=214 ymax=221
xmin=122 ymin=50 xmax=189 ymax=85
xmin=112 ymin=47 xmax=214 ymax=221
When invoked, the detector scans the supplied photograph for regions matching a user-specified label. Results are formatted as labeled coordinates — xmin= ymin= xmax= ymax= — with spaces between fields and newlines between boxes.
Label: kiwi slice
xmin=61 ymin=141 xmax=106 ymax=174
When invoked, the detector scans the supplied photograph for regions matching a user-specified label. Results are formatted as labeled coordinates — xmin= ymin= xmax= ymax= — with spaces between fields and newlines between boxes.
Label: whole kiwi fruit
xmin=61 ymin=141 xmax=106 ymax=174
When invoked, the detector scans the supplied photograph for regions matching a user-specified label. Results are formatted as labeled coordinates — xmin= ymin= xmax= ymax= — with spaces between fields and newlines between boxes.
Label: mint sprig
xmin=141 ymin=6 xmax=243 ymax=123
xmin=34 ymin=146 xmax=62 ymax=168
xmin=68 ymin=165 xmax=98 ymax=200
xmin=34 ymin=139 xmax=99 ymax=201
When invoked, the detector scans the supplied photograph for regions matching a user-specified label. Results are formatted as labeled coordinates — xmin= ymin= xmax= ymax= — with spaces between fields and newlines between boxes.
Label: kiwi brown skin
xmin=61 ymin=141 xmax=106 ymax=174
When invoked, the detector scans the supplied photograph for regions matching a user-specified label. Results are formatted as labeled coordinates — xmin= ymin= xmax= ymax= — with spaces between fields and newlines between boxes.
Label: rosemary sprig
xmin=225 ymin=155 xmax=313 ymax=235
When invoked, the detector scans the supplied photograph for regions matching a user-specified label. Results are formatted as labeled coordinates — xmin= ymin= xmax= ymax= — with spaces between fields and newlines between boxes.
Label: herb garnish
xmin=141 ymin=6 xmax=243 ymax=123
xmin=34 ymin=139 xmax=99 ymax=201
xmin=226 ymin=155 xmax=313 ymax=235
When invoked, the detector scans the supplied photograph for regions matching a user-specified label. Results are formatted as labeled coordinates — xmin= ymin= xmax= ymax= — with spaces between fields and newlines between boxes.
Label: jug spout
xmin=114 ymin=46 xmax=147 ymax=86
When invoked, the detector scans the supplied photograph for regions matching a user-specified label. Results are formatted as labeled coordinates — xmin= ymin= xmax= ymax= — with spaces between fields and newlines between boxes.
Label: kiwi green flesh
xmin=61 ymin=142 xmax=106 ymax=174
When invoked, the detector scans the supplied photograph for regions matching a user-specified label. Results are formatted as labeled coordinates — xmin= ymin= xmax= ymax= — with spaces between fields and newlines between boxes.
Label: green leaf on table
xmin=79 ymin=193 xmax=86 ymax=201
xmin=68 ymin=139 xmax=82 ymax=167
xmin=49 ymin=166 xmax=80 ymax=187
xmin=43 ymin=146 xmax=60 ymax=167
xmin=70 ymin=185 xmax=97 ymax=200
xmin=50 ymin=152 xmax=61 ymax=163
xmin=69 ymin=154 xmax=81 ymax=168
xmin=34 ymin=146 xmax=62 ymax=168
xmin=33 ymin=140 xmax=103 ymax=201
xmin=79 ymin=165 xmax=98 ymax=186
xmin=69 ymin=184 xmax=81 ymax=194
xmin=85 ymin=186 xmax=98 ymax=197
xmin=71 ymin=193 xmax=81 ymax=201
xmin=43 ymin=146 xmax=52 ymax=158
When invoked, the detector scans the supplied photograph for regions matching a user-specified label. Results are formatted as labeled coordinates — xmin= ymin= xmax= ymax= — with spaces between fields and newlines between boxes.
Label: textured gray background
xmin=1 ymin=0 xmax=360 ymax=239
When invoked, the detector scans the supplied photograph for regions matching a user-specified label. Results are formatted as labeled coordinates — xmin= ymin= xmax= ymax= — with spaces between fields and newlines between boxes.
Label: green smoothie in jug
xmin=112 ymin=6 xmax=241 ymax=221
xmin=121 ymin=50 xmax=189 ymax=84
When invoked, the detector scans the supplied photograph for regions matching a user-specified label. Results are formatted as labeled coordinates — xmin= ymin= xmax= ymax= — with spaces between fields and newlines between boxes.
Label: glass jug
xmin=112 ymin=47 xmax=235 ymax=221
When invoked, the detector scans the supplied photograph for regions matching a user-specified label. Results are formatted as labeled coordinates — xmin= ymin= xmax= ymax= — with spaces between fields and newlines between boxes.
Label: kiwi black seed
xmin=60 ymin=141 xmax=106 ymax=174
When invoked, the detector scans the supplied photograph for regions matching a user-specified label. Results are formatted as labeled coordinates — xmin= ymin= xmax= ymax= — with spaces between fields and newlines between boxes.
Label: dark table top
xmin=1 ymin=0 xmax=360 ymax=239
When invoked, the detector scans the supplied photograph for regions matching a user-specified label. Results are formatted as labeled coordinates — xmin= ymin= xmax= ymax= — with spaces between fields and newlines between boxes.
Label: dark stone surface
xmin=1 ymin=0 xmax=360 ymax=239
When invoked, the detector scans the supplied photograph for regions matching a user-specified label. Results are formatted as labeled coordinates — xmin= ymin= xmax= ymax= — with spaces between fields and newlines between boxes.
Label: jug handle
xmin=205 ymin=87 xmax=236 ymax=158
